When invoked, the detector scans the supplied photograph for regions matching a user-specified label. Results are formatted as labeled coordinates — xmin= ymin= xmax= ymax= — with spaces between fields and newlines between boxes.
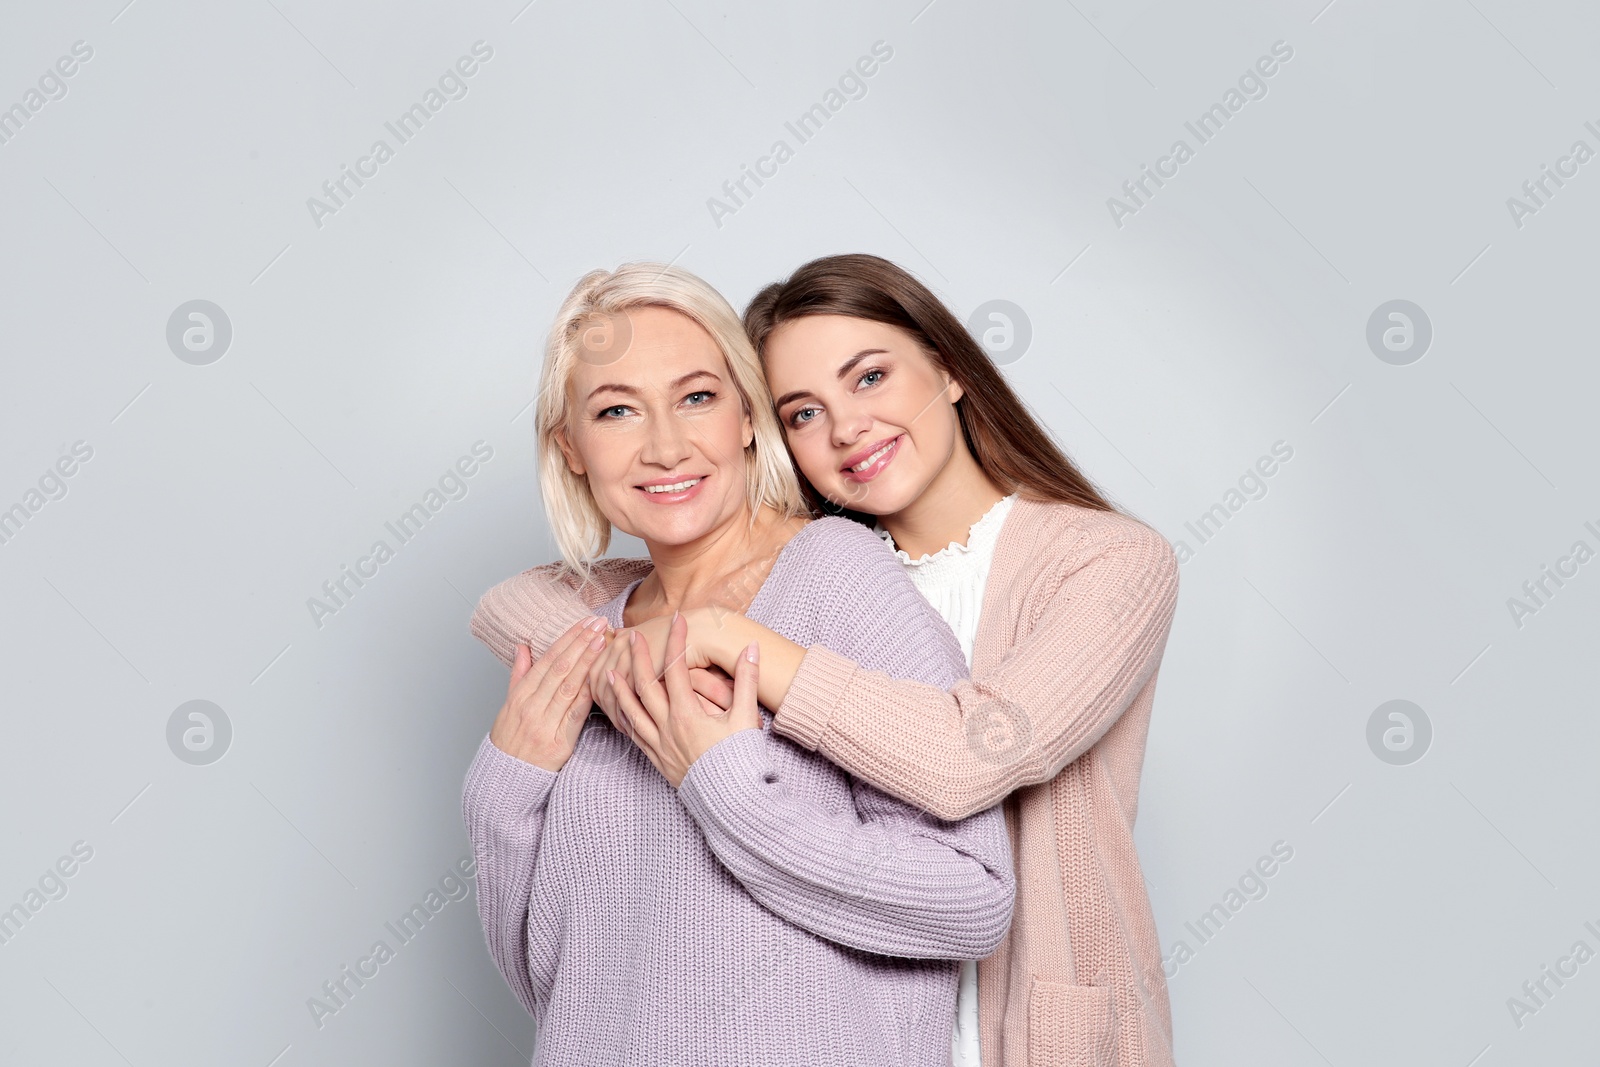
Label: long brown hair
xmin=743 ymin=253 xmax=1124 ymax=519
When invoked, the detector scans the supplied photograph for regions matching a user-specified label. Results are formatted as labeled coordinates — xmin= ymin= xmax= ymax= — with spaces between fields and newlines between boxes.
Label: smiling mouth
xmin=642 ymin=478 xmax=702 ymax=493
xmin=848 ymin=442 xmax=895 ymax=473
xmin=840 ymin=435 xmax=903 ymax=483
xmin=843 ymin=435 xmax=900 ymax=471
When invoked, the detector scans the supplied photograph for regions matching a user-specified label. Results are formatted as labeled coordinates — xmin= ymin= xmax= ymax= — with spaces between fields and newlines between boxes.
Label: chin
xmin=626 ymin=515 xmax=713 ymax=548
xmin=617 ymin=496 xmax=735 ymax=549
xmin=828 ymin=477 xmax=917 ymax=518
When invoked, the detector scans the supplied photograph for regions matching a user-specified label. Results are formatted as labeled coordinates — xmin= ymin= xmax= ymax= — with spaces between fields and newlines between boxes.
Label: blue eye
xmin=859 ymin=369 xmax=884 ymax=388
xmin=599 ymin=405 xmax=630 ymax=419
xmin=789 ymin=406 xmax=819 ymax=427
xmin=684 ymin=390 xmax=714 ymax=405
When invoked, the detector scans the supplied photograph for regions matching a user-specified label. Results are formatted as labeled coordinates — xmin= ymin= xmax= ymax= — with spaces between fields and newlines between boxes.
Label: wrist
xmin=488 ymin=727 xmax=568 ymax=774
xmin=691 ymin=606 xmax=749 ymax=672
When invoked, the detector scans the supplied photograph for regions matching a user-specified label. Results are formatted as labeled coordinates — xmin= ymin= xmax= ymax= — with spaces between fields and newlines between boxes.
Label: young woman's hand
xmin=685 ymin=665 xmax=735 ymax=711
xmin=605 ymin=612 xmax=761 ymax=788
xmin=587 ymin=609 xmax=721 ymax=728
xmin=487 ymin=616 xmax=610 ymax=772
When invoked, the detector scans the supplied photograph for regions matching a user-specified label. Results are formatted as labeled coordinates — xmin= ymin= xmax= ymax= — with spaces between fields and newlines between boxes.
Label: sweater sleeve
xmin=470 ymin=558 xmax=650 ymax=667
xmin=771 ymin=519 xmax=1180 ymax=822
xmin=675 ymin=519 xmax=1015 ymax=960
xmin=460 ymin=734 xmax=562 ymax=1017
xmin=677 ymin=731 xmax=1015 ymax=959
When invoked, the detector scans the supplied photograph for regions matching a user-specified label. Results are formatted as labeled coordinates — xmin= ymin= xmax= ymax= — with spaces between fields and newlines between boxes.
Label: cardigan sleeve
xmin=771 ymin=520 xmax=1180 ymax=822
xmin=470 ymin=558 xmax=650 ymax=667
xmin=675 ymin=518 xmax=1015 ymax=960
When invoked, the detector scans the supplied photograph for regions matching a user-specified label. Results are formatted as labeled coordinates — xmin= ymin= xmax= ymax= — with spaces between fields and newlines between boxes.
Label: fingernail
xmin=589 ymin=632 xmax=606 ymax=651
xmin=587 ymin=616 xmax=607 ymax=631
xmin=630 ymin=631 xmax=639 ymax=645
xmin=606 ymin=669 xmax=616 ymax=685
xmin=746 ymin=641 xmax=760 ymax=663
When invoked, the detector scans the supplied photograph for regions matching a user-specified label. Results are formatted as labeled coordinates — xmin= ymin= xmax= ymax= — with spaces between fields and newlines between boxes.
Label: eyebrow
xmin=772 ymin=348 xmax=889 ymax=411
xmin=586 ymin=369 xmax=722 ymax=404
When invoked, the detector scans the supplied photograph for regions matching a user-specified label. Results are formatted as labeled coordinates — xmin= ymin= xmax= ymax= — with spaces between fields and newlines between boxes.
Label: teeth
xmin=644 ymin=478 xmax=700 ymax=493
xmin=851 ymin=441 xmax=894 ymax=472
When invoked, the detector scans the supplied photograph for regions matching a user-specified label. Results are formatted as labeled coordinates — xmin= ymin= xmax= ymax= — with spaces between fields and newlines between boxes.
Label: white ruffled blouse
xmin=876 ymin=492 xmax=1017 ymax=1067
xmin=878 ymin=493 xmax=1017 ymax=666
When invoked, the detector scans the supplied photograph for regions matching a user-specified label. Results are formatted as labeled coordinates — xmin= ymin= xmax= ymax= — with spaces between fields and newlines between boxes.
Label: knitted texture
xmin=462 ymin=516 xmax=1016 ymax=1067
xmin=470 ymin=499 xmax=1182 ymax=1067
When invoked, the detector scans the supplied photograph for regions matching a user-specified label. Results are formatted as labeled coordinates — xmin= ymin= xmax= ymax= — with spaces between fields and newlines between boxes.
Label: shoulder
xmin=1000 ymin=498 xmax=1179 ymax=610
xmin=1006 ymin=498 xmax=1177 ymax=575
xmin=771 ymin=517 xmax=967 ymax=686
xmin=774 ymin=516 xmax=924 ymax=605
xmin=777 ymin=515 xmax=896 ymax=575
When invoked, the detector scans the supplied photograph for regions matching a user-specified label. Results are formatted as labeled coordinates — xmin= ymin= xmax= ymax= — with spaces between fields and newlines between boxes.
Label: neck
xmin=636 ymin=503 xmax=802 ymax=614
xmin=879 ymin=440 xmax=1006 ymax=559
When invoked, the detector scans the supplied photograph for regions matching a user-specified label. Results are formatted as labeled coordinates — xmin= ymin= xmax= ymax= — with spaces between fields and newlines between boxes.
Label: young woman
xmin=460 ymin=262 xmax=1015 ymax=1067
xmin=471 ymin=255 xmax=1182 ymax=1067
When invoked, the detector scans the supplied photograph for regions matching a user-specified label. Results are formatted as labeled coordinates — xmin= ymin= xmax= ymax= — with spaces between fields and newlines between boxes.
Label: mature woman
xmin=460 ymin=262 xmax=1015 ymax=1067
xmin=472 ymin=255 xmax=1181 ymax=1067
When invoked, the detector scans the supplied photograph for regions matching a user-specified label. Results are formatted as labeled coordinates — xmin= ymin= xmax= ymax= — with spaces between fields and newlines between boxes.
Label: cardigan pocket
xmin=1027 ymin=976 xmax=1116 ymax=1066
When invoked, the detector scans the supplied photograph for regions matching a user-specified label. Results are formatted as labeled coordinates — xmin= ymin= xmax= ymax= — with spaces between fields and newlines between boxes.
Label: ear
xmin=945 ymin=372 xmax=964 ymax=404
xmin=740 ymin=406 xmax=754 ymax=449
xmin=554 ymin=425 xmax=586 ymax=476
xmin=925 ymin=347 xmax=964 ymax=404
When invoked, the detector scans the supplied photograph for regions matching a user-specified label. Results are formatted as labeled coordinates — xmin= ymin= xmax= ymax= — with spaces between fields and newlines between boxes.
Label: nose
xmin=829 ymin=399 xmax=873 ymax=450
xmin=639 ymin=409 xmax=695 ymax=469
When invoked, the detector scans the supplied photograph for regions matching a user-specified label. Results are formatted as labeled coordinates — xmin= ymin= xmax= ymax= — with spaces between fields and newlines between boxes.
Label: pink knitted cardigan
xmin=471 ymin=498 xmax=1181 ymax=1067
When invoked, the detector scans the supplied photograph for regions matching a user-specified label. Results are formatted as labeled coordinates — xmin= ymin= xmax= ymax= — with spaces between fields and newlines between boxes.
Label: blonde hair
xmin=536 ymin=262 xmax=807 ymax=574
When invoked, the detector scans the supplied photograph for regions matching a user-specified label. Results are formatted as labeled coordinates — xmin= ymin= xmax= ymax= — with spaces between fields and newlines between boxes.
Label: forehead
xmin=568 ymin=306 xmax=728 ymax=393
xmin=769 ymin=313 xmax=904 ymax=352
xmin=764 ymin=314 xmax=924 ymax=387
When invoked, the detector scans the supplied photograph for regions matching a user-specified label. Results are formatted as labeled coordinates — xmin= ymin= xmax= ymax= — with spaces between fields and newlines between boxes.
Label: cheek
xmin=786 ymin=430 xmax=838 ymax=485
xmin=585 ymin=472 xmax=629 ymax=519
xmin=573 ymin=432 xmax=631 ymax=494
xmin=696 ymin=408 xmax=750 ymax=463
xmin=906 ymin=395 xmax=959 ymax=455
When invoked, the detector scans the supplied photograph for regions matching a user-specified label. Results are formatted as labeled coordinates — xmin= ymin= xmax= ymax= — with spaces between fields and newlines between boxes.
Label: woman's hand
xmin=587 ymin=609 xmax=721 ymax=728
xmin=605 ymin=612 xmax=761 ymax=788
xmin=487 ymin=616 xmax=611 ymax=772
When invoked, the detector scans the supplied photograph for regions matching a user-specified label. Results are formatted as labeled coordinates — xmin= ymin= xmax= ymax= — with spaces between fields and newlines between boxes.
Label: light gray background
xmin=2 ymin=0 xmax=1596 ymax=1064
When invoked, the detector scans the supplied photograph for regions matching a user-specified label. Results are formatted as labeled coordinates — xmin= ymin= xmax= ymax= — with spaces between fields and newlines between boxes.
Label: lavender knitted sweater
xmin=461 ymin=516 xmax=1016 ymax=1066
